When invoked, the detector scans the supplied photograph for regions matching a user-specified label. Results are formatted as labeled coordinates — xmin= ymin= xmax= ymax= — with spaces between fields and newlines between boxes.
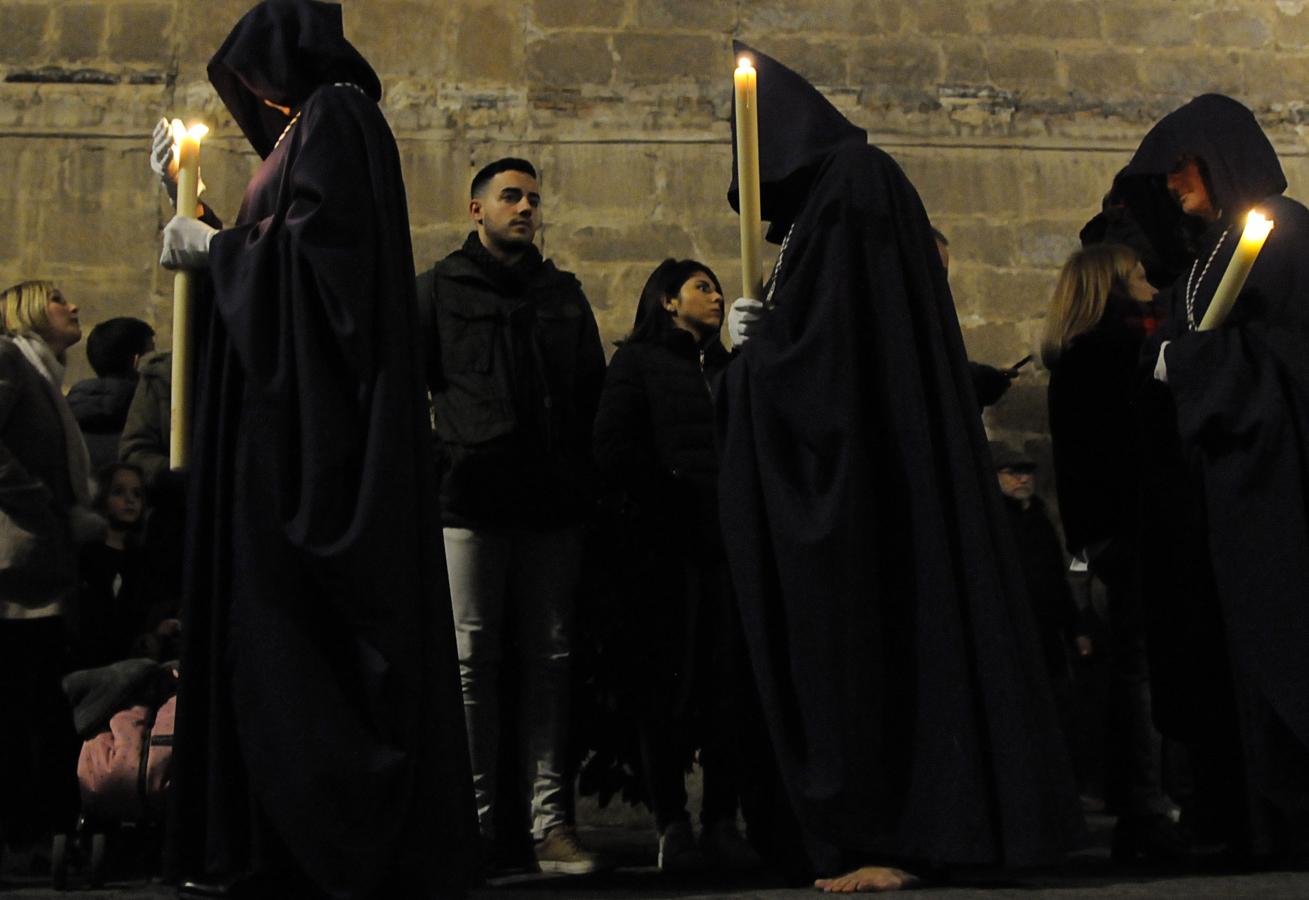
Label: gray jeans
xmin=444 ymin=526 xmax=582 ymax=840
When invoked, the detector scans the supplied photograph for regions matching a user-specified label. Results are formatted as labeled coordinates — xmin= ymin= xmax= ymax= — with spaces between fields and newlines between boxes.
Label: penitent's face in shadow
xmin=1166 ymin=159 xmax=1219 ymax=222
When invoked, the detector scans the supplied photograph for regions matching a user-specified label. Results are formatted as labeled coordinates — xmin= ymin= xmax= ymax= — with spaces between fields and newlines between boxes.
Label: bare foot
xmin=814 ymin=865 xmax=920 ymax=893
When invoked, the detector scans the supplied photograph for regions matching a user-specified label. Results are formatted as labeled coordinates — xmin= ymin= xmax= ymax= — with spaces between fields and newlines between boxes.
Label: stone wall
xmin=4 ymin=0 xmax=1309 ymax=466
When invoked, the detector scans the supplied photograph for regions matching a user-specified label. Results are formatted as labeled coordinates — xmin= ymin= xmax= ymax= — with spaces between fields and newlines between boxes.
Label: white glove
xmin=728 ymin=297 xmax=768 ymax=347
xmin=160 ymin=215 xmax=217 ymax=270
xmin=1153 ymin=340 xmax=1171 ymax=383
xmin=150 ymin=118 xmax=178 ymax=201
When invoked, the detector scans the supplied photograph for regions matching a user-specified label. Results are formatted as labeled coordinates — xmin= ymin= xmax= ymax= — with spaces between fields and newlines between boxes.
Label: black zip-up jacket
xmin=593 ymin=328 xmax=730 ymax=556
xmin=419 ymin=233 xmax=605 ymax=529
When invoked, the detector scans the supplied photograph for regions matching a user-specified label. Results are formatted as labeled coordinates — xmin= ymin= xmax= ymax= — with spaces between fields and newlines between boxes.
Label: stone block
xmin=546 ymin=143 xmax=660 ymax=223
xmin=349 ymin=1 xmax=454 ymax=79
xmin=754 ymin=37 xmax=848 ymax=85
xmin=40 ymin=144 xmax=158 ymax=270
xmin=1062 ymin=50 xmax=1142 ymax=103
xmin=938 ymin=219 xmax=1021 ymax=269
xmin=1018 ymin=151 xmax=1121 ymax=218
xmin=0 ymin=5 xmax=51 ymax=66
xmin=400 ymin=142 xmax=473 ymax=231
xmin=1241 ymin=51 xmax=1309 ymax=107
xmin=911 ymin=0 xmax=978 ymax=35
xmin=563 ymin=222 xmax=696 ymax=262
xmin=984 ymin=0 xmax=1100 ymax=41
xmin=1197 ymin=10 xmax=1272 ymax=50
xmin=987 ymin=46 xmax=1060 ymax=96
xmin=850 ymin=36 xmax=942 ymax=97
xmin=898 ymin=148 xmax=1024 ymax=217
xmin=1273 ymin=3 xmax=1309 ymax=52
xmin=109 ymin=3 xmax=174 ymax=66
xmin=175 ymin=0 xmax=253 ymax=81
xmin=960 ymin=321 xmax=1028 ymax=370
xmin=690 ymin=222 xmax=746 ymax=261
xmin=1016 ymin=219 xmax=1086 ymax=268
xmin=633 ymin=0 xmax=737 ymax=30
xmin=0 ymin=195 xmax=23 ymax=262
xmin=452 ymin=5 xmax=524 ymax=83
xmin=940 ymin=39 xmax=989 ymax=84
xmin=531 ymin=0 xmax=627 ymax=29
xmin=1139 ymin=49 xmax=1243 ymax=99
xmin=1101 ymin=1 xmax=1198 ymax=48
xmin=613 ymin=33 xmax=722 ymax=85
xmin=55 ymin=4 xmax=107 ymax=63
xmin=970 ymin=266 xmax=1061 ymax=324
xmin=411 ymin=223 xmax=469 ymax=272
xmin=527 ymin=32 xmax=613 ymax=87
xmin=745 ymin=0 xmax=903 ymax=35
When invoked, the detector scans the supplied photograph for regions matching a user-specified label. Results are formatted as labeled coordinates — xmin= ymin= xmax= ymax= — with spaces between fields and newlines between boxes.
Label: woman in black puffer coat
xmin=591 ymin=259 xmax=760 ymax=874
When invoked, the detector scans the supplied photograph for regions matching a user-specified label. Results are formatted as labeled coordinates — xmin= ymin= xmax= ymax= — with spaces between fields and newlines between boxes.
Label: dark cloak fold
xmin=1125 ymin=95 xmax=1309 ymax=819
xmin=172 ymin=2 xmax=476 ymax=896
xmin=717 ymin=46 xmax=1082 ymax=871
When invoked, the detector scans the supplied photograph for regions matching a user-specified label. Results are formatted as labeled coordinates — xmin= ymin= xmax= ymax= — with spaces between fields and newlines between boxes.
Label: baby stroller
xmin=53 ymin=659 xmax=177 ymax=890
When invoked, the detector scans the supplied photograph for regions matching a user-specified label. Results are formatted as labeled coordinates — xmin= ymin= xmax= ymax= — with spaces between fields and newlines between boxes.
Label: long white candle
xmin=170 ymin=120 xmax=207 ymax=471
xmin=1199 ymin=210 xmax=1273 ymax=331
xmin=734 ymin=58 xmax=763 ymax=302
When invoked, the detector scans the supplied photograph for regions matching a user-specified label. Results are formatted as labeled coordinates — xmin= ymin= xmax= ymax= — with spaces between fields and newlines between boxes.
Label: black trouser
xmin=0 ymin=617 xmax=81 ymax=845
xmin=638 ymin=560 xmax=746 ymax=833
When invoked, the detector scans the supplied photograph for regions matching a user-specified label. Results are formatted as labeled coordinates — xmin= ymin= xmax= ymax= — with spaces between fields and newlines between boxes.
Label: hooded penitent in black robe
xmin=717 ymin=44 xmax=1082 ymax=874
xmin=1119 ymin=94 xmax=1309 ymax=845
xmin=172 ymin=2 xmax=476 ymax=896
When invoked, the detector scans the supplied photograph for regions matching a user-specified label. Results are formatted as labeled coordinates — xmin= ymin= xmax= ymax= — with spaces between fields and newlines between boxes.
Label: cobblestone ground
xmin=4 ymin=815 xmax=1309 ymax=899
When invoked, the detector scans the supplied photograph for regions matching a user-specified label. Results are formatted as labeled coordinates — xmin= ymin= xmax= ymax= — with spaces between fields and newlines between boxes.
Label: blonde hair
xmin=0 ymin=279 xmax=56 ymax=339
xmin=1041 ymin=244 xmax=1138 ymax=367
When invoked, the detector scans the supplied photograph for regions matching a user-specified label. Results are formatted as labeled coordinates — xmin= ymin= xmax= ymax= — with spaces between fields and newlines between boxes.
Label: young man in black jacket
xmin=418 ymin=157 xmax=608 ymax=875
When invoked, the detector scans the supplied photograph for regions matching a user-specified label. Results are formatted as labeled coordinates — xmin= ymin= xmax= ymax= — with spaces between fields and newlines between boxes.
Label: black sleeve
xmin=592 ymin=346 xmax=658 ymax=494
xmin=415 ymin=268 xmax=444 ymax=393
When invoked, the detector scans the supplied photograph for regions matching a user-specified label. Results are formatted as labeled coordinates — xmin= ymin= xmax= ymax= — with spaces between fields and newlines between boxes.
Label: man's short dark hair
xmin=471 ymin=158 xmax=537 ymax=198
xmin=86 ymin=317 xmax=155 ymax=377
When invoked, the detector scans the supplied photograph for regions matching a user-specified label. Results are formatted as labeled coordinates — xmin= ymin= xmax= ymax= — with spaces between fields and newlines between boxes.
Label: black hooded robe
xmin=1121 ymin=94 xmax=1309 ymax=844
xmin=172 ymin=2 xmax=476 ymax=896
xmin=717 ymin=44 xmax=1082 ymax=874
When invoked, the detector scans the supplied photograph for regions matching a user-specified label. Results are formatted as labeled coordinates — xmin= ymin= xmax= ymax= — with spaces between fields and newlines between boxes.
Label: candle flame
xmin=170 ymin=118 xmax=186 ymax=165
xmin=736 ymin=56 xmax=754 ymax=73
xmin=1243 ymin=209 xmax=1274 ymax=242
xmin=168 ymin=119 xmax=208 ymax=164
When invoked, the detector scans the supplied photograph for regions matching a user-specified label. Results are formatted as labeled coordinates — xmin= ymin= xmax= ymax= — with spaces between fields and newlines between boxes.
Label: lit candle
xmin=1199 ymin=210 xmax=1274 ymax=331
xmin=169 ymin=120 xmax=207 ymax=471
xmin=734 ymin=57 xmax=763 ymax=303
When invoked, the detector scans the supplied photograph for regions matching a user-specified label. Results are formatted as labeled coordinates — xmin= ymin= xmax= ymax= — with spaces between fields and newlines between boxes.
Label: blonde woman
xmin=1043 ymin=247 xmax=1190 ymax=862
xmin=0 ymin=279 xmax=104 ymax=854
xmin=1043 ymin=243 xmax=1158 ymax=572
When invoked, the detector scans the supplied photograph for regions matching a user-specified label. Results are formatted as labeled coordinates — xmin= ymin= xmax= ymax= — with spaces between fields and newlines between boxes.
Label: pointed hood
xmin=208 ymin=0 xmax=382 ymax=158
xmin=727 ymin=41 xmax=867 ymax=236
xmin=1121 ymin=94 xmax=1285 ymax=216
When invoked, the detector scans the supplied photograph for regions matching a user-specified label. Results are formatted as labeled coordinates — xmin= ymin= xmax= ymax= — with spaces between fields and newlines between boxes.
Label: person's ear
xmin=662 ymin=296 xmax=678 ymax=315
xmin=469 ymin=197 xmax=483 ymax=224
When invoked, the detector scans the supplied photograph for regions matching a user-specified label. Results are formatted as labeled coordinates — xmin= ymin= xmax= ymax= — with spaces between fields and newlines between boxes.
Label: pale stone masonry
xmin=3 ymin=0 xmax=1309 ymax=465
